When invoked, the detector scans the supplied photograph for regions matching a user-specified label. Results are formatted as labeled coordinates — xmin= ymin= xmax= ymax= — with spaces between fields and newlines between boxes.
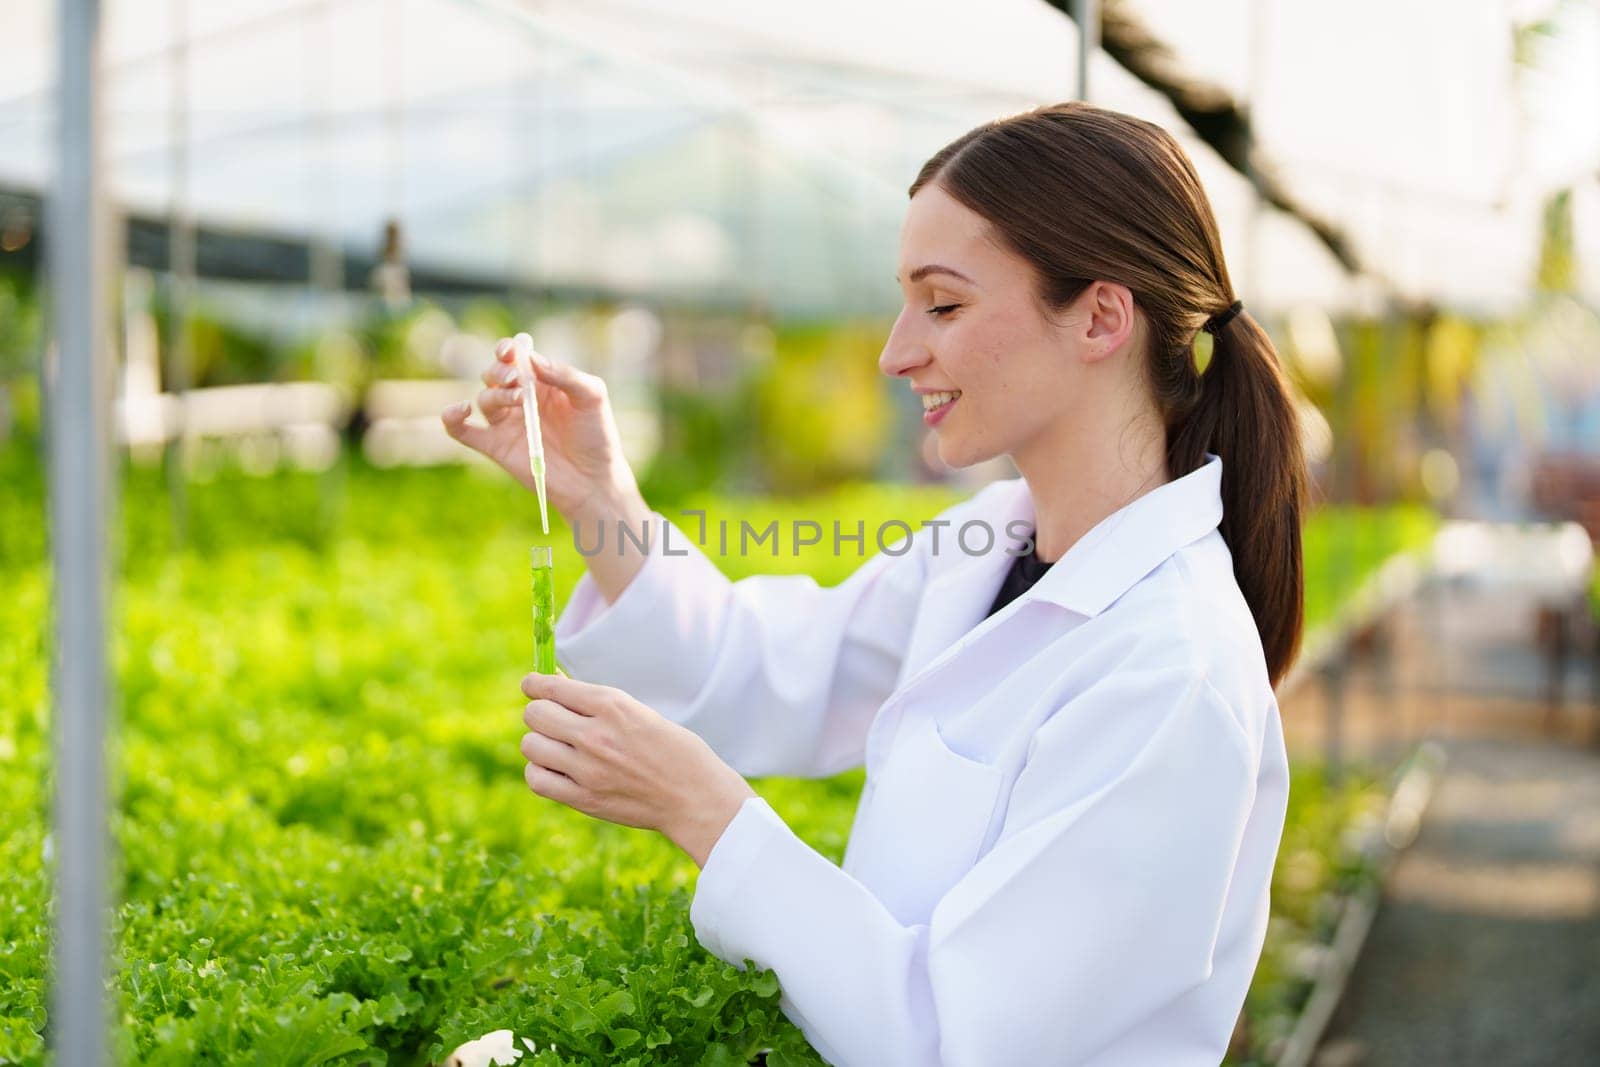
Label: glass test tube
xmin=531 ymin=545 xmax=557 ymax=674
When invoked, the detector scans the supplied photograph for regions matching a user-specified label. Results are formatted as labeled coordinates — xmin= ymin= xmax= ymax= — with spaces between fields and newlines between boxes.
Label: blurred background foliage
xmin=0 ymin=182 xmax=1590 ymax=513
xmin=0 ymin=258 xmax=1518 ymax=507
xmin=755 ymin=321 xmax=893 ymax=493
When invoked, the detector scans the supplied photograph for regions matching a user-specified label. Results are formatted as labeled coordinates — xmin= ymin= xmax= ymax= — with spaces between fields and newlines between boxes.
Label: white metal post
xmin=49 ymin=0 xmax=113 ymax=1063
xmin=167 ymin=0 xmax=193 ymax=544
xmin=1071 ymin=0 xmax=1098 ymax=102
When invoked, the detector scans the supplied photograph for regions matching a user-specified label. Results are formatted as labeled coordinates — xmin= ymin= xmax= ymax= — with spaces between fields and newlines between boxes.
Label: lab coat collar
xmin=1019 ymin=451 xmax=1224 ymax=617
xmin=897 ymin=453 xmax=1224 ymax=692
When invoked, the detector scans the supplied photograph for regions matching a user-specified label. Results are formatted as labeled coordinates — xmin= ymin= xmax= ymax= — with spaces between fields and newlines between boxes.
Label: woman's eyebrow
xmin=894 ymin=264 xmax=976 ymax=286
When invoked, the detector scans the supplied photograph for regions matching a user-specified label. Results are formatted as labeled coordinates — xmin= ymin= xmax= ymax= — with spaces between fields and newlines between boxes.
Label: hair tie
xmin=1203 ymin=299 xmax=1243 ymax=335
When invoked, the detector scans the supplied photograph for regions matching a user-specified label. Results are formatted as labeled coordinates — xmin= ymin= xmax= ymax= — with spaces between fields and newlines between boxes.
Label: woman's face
xmin=880 ymin=182 xmax=1138 ymax=471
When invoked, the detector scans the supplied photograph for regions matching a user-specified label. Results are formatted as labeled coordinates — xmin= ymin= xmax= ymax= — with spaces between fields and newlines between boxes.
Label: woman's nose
xmin=878 ymin=312 xmax=930 ymax=378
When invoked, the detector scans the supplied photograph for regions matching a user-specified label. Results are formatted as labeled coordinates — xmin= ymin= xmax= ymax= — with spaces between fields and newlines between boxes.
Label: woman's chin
xmin=934 ymin=435 xmax=990 ymax=471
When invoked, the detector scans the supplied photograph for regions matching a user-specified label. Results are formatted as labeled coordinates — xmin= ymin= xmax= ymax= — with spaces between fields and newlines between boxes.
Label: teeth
xmin=921 ymin=390 xmax=961 ymax=412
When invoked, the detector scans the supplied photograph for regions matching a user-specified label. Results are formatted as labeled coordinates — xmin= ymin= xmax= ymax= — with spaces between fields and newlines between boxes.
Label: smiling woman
xmin=446 ymin=99 xmax=1308 ymax=1067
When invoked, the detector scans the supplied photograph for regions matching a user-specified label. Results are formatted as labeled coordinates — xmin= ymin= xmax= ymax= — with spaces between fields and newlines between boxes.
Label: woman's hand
xmin=518 ymin=671 xmax=758 ymax=868
xmin=440 ymin=334 xmax=647 ymax=529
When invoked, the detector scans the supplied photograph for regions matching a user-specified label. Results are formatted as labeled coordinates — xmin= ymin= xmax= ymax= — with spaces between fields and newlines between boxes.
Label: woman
xmin=441 ymin=100 xmax=1305 ymax=1066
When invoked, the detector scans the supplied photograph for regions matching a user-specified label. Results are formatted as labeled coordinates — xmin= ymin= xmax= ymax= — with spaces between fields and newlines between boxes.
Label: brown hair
xmin=911 ymin=101 xmax=1308 ymax=688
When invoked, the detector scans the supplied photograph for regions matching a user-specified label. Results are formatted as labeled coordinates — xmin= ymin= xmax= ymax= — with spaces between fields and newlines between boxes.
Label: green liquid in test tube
xmin=531 ymin=545 xmax=557 ymax=674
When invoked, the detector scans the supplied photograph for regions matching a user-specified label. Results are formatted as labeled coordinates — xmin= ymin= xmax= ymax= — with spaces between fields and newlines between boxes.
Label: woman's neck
xmin=1011 ymin=416 xmax=1170 ymax=564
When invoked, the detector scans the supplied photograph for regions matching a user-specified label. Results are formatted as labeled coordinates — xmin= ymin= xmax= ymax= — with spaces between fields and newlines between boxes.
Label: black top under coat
xmin=983 ymin=529 xmax=1054 ymax=619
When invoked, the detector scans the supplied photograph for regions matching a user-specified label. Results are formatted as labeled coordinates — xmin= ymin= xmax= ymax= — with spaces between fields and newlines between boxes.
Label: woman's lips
xmin=922 ymin=390 xmax=960 ymax=427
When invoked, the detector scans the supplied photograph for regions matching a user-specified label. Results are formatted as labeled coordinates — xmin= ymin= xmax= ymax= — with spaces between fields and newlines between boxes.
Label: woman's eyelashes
xmin=926 ymin=303 xmax=963 ymax=318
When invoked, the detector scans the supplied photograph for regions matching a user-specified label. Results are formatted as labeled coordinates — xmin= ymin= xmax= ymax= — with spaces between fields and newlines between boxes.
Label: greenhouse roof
xmin=2 ymin=0 xmax=1597 ymax=316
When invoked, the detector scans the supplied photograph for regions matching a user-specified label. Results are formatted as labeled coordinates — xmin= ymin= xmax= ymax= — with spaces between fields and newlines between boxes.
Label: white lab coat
xmin=553 ymin=452 xmax=1290 ymax=1067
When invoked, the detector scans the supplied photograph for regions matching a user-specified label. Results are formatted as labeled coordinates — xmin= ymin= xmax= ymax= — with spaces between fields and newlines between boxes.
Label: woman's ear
xmin=1080 ymin=281 xmax=1136 ymax=365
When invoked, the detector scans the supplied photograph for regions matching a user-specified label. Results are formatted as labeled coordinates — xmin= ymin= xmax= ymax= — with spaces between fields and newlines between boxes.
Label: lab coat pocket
xmin=845 ymin=715 xmax=1005 ymax=927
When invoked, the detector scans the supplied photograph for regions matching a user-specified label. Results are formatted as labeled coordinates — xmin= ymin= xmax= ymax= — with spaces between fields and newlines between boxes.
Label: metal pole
xmin=166 ymin=0 xmax=193 ymax=546
xmin=308 ymin=1 xmax=344 ymax=297
xmin=307 ymin=1 xmax=345 ymax=537
xmin=506 ymin=31 xmax=541 ymax=310
xmin=49 ymin=0 xmax=113 ymax=1063
xmin=1071 ymin=0 xmax=1098 ymax=102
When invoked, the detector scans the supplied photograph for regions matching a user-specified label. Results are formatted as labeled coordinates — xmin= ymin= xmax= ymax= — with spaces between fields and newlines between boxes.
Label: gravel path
xmin=1315 ymin=736 xmax=1600 ymax=1065
xmin=1300 ymin=542 xmax=1600 ymax=1066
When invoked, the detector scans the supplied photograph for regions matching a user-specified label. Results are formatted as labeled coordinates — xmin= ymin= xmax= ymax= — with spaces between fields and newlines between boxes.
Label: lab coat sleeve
xmin=552 ymin=507 xmax=936 ymax=779
xmin=688 ymin=668 xmax=1260 ymax=1067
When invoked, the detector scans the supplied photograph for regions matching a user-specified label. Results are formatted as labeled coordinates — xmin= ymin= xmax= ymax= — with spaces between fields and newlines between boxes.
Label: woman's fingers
xmin=440 ymin=383 xmax=521 ymax=450
xmin=487 ymin=334 xmax=607 ymax=411
xmin=440 ymin=400 xmax=489 ymax=452
xmin=481 ymin=359 xmax=518 ymax=388
xmin=525 ymin=761 xmax=580 ymax=802
xmin=528 ymin=348 xmax=608 ymax=409
xmin=520 ymin=729 xmax=580 ymax=770
xmin=475 ymin=383 xmax=521 ymax=421
xmin=523 ymin=698 xmax=585 ymax=744
xmin=520 ymin=671 xmax=608 ymax=712
xmin=480 ymin=336 xmax=521 ymax=390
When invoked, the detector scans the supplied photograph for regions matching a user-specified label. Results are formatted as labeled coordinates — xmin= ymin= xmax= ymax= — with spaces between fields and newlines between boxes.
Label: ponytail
xmin=1167 ymin=309 xmax=1308 ymax=688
